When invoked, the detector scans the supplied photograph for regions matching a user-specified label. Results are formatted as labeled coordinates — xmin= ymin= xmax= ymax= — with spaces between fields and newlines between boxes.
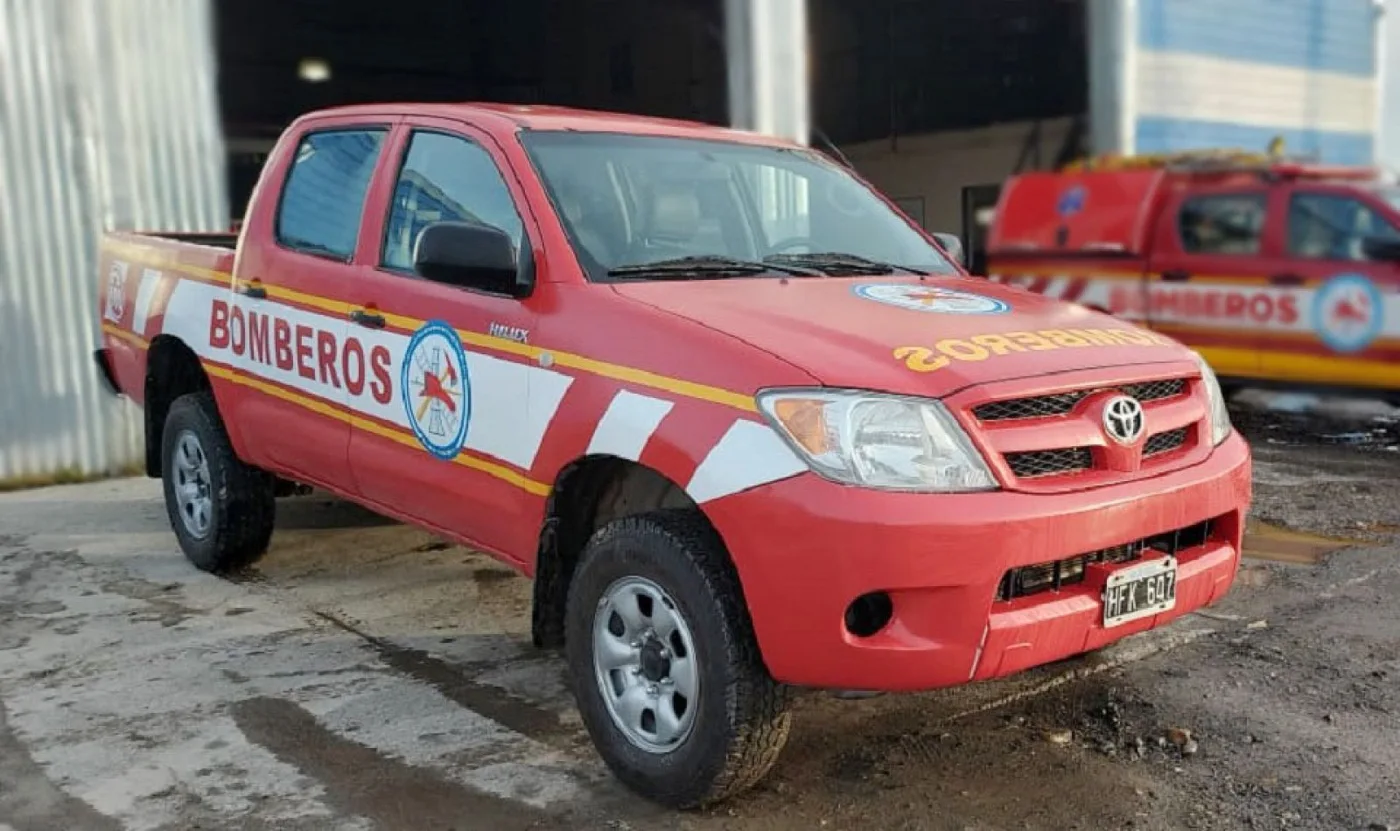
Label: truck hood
xmin=612 ymin=276 xmax=1196 ymax=397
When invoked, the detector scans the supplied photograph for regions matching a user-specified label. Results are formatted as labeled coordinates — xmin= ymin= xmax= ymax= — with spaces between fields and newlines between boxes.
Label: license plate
xmin=1102 ymin=556 xmax=1177 ymax=628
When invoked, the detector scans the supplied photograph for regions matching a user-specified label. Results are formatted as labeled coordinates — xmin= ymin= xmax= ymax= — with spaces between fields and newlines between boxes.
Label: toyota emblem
xmin=1102 ymin=395 xmax=1145 ymax=444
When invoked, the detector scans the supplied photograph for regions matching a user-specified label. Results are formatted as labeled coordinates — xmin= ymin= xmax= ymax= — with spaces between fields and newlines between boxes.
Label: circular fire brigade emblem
xmin=852 ymin=283 xmax=1010 ymax=315
xmin=401 ymin=320 xmax=472 ymax=461
xmin=1057 ymin=185 xmax=1087 ymax=218
xmin=1313 ymin=274 xmax=1383 ymax=354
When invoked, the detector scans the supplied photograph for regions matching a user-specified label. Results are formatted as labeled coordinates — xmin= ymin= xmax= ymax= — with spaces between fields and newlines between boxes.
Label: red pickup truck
xmin=985 ymin=150 xmax=1400 ymax=399
xmin=95 ymin=103 xmax=1252 ymax=808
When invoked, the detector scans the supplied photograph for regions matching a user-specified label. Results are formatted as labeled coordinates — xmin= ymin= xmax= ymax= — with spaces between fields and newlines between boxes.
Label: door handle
xmin=238 ymin=283 xmax=267 ymax=299
xmin=350 ymin=309 xmax=386 ymax=329
xmin=1269 ymin=273 xmax=1306 ymax=287
xmin=1159 ymin=269 xmax=1191 ymax=282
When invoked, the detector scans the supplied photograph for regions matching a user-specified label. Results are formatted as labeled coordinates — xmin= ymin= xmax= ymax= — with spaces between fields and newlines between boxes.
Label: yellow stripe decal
xmin=1195 ymin=346 xmax=1400 ymax=389
xmin=108 ymin=242 xmax=756 ymax=413
xmin=101 ymin=321 xmax=149 ymax=350
xmin=203 ymin=363 xmax=552 ymax=496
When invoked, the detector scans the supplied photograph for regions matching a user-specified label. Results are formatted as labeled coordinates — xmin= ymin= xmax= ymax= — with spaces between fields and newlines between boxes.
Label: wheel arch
xmin=531 ymin=453 xmax=750 ymax=649
xmin=143 ymin=335 xmax=213 ymax=477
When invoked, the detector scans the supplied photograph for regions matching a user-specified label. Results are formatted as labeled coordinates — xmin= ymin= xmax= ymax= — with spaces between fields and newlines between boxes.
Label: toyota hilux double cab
xmin=95 ymin=103 xmax=1252 ymax=808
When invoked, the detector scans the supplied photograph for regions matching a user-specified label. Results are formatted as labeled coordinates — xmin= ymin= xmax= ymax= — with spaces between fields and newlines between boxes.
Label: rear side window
xmin=1178 ymin=193 xmax=1267 ymax=256
xmin=275 ymin=128 xmax=388 ymax=259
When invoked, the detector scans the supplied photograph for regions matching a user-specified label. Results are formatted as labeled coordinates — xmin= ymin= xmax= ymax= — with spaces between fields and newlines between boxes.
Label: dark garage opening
xmin=216 ymin=0 xmax=1087 ymax=260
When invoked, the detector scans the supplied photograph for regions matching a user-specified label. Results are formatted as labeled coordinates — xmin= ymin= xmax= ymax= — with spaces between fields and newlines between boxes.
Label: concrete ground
xmin=2 ymin=396 xmax=1398 ymax=831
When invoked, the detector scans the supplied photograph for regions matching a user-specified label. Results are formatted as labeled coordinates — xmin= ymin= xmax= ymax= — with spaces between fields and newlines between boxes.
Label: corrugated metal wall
xmin=1135 ymin=0 xmax=1381 ymax=163
xmin=0 ymin=0 xmax=228 ymax=483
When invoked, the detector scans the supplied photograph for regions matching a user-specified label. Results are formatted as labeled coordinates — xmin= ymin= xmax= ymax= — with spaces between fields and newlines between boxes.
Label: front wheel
xmin=565 ymin=510 xmax=792 ymax=808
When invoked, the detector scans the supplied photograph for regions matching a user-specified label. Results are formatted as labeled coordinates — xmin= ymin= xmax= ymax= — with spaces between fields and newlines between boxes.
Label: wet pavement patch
xmin=1243 ymin=520 xmax=1362 ymax=565
xmin=0 ymin=701 xmax=122 ymax=831
xmin=230 ymin=697 xmax=552 ymax=831
xmin=310 ymin=611 xmax=574 ymax=747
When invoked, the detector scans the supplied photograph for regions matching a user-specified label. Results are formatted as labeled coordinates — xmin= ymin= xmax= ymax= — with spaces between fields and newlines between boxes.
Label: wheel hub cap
xmin=173 ymin=430 xmax=213 ymax=540
xmin=592 ymin=576 xmax=699 ymax=754
xmin=638 ymin=640 xmax=670 ymax=683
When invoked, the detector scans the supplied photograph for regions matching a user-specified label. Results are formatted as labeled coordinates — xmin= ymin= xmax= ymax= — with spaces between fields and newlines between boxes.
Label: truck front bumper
xmin=706 ymin=430 xmax=1252 ymax=692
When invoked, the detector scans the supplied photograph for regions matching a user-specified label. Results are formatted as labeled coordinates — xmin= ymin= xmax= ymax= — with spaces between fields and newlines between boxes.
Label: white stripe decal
xmin=161 ymin=279 xmax=573 ymax=471
xmin=586 ymin=390 xmax=674 ymax=461
xmin=686 ymin=420 xmax=805 ymax=504
xmin=131 ymin=268 xmax=163 ymax=336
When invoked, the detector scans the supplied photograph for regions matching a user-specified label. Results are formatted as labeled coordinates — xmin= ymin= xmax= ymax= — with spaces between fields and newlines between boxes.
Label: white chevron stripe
xmin=131 ymin=268 xmax=164 ymax=336
xmin=686 ymin=420 xmax=805 ymax=504
xmin=585 ymin=390 xmax=674 ymax=461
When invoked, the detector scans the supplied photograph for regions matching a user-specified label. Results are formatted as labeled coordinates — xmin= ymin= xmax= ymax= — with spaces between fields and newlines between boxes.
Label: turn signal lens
xmin=770 ymin=398 xmax=832 ymax=455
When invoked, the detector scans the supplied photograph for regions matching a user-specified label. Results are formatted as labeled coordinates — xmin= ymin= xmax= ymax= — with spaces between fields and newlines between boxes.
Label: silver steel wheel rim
xmin=592 ymin=575 xmax=700 ymax=754
xmin=173 ymin=429 xmax=213 ymax=540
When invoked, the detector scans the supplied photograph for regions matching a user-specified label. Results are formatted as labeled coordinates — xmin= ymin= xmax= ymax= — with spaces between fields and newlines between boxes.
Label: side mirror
xmin=1362 ymin=236 xmax=1400 ymax=263
xmin=932 ymin=232 xmax=966 ymax=268
xmin=414 ymin=221 xmax=527 ymax=297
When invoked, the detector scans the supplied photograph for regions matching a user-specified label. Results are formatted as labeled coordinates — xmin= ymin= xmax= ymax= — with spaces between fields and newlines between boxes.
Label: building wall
xmin=0 ymin=0 xmax=228 ymax=484
xmin=1133 ymin=0 xmax=1381 ymax=163
xmin=841 ymin=119 xmax=1076 ymax=235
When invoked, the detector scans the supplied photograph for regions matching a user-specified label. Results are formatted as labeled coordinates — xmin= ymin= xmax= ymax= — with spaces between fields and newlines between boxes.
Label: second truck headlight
xmin=757 ymin=389 xmax=998 ymax=492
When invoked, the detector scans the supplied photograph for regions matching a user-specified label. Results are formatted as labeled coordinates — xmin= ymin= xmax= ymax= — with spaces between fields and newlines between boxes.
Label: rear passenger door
xmin=224 ymin=124 xmax=391 ymax=487
xmin=1145 ymin=187 xmax=1278 ymax=379
xmin=345 ymin=120 xmax=563 ymax=557
xmin=1262 ymin=186 xmax=1400 ymax=386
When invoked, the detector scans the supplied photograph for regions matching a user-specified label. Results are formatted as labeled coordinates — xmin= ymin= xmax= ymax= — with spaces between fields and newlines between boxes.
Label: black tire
xmin=160 ymin=390 xmax=275 ymax=572
xmin=564 ymin=509 xmax=792 ymax=808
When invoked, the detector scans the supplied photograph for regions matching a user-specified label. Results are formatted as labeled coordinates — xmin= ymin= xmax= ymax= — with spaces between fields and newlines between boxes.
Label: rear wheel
xmin=565 ymin=509 xmax=791 ymax=808
xmin=160 ymin=391 xmax=275 ymax=572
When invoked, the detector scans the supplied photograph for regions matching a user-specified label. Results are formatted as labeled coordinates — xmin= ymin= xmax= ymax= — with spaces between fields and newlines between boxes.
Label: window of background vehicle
xmin=1177 ymin=193 xmax=1268 ymax=256
xmin=382 ymin=131 xmax=525 ymax=272
xmin=520 ymin=131 xmax=958 ymax=281
xmin=1287 ymin=192 xmax=1400 ymax=261
xmin=275 ymin=128 xmax=387 ymax=259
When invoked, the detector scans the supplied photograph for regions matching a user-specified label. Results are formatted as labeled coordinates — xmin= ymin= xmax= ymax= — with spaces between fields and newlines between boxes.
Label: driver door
xmin=345 ymin=119 xmax=566 ymax=557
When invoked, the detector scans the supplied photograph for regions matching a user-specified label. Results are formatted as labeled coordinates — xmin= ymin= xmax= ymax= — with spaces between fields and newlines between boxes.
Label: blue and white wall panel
xmin=1132 ymin=0 xmax=1382 ymax=164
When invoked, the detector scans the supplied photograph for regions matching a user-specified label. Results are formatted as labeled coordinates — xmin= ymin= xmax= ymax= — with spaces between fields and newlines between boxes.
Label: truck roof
xmin=988 ymin=149 xmax=1390 ymax=257
xmin=294 ymin=102 xmax=796 ymax=148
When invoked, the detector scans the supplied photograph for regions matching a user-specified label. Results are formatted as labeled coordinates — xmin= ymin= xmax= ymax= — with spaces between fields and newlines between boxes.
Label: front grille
xmin=1005 ymin=447 xmax=1093 ymax=478
xmin=974 ymin=378 xmax=1187 ymax=422
xmin=1144 ymin=427 xmax=1188 ymax=457
xmin=995 ymin=518 xmax=1214 ymax=602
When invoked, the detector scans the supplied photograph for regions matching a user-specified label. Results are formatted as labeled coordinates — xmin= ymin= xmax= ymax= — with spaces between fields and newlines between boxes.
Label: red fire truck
xmin=985 ymin=149 xmax=1400 ymax=399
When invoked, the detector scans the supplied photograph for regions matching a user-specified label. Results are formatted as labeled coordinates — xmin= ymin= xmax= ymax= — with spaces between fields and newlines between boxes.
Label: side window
xmin=1178 ymin=193 xmax=1267 ymax=256
xmin=1288 ymin=192 xmax=1400 ymax=261
xmin=382 ymin=131 xmax=525 ymax=271
xmin=275 ymin=128 xmax=387 ymax=259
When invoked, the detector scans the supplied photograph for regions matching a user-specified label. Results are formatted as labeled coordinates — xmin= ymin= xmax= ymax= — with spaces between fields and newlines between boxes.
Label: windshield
xmin=519 ymin=131 xmax=959 ymax=280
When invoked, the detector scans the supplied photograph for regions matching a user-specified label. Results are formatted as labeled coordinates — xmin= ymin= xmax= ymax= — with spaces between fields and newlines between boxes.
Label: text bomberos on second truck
xmin=984 ymin=149 xmax=1400 ymax=399
xmin=95 ymin=103 xmax=1252 ymax=808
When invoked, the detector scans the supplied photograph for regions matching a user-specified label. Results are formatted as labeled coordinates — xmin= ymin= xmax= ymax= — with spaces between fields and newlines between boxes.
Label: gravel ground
xmin=1 ymin=393 xmax=1397 ymax=831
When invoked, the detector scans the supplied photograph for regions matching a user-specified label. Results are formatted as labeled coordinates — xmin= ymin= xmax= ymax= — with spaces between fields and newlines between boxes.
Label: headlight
xmin=755 ymin=389 xmax=998 ymax=492
xmin=1194 ymin=353 xmax=1233 ymax=446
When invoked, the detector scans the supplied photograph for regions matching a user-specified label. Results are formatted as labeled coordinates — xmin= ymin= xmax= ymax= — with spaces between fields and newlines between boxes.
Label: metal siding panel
xmin=1129 ymin=0 xmax=1380 ymax=162
xmin=1138 ymin=0 xmax=1377 ymax=77
xmin=0 ymin=0 xmax=227 ymax=483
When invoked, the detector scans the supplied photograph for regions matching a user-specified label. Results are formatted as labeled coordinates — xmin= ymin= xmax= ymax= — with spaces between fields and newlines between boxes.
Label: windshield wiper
xmin=764 ymin=251 xmax=929 ymax=276
xmin=608 ymin=255 xmax=823 ymax=279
